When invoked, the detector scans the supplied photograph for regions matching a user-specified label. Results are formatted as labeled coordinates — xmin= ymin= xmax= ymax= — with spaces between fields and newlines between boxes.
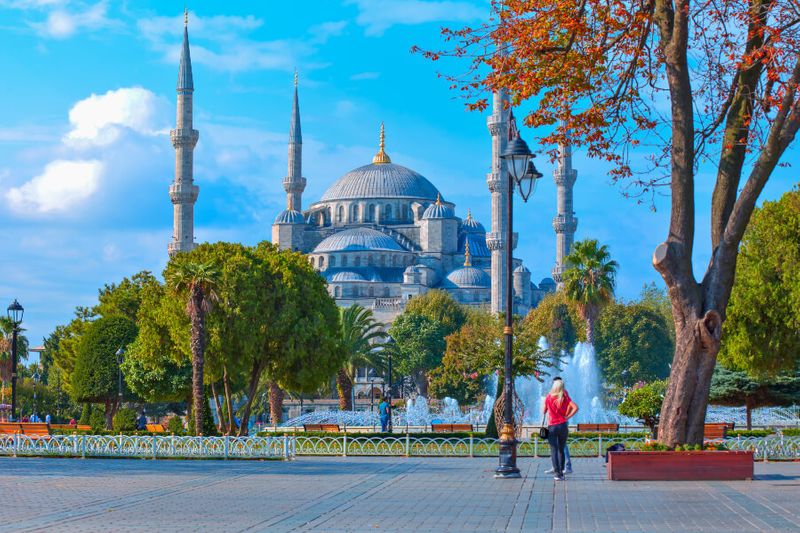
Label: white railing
xmin=0 ymin=434 xmax=291 ymax=460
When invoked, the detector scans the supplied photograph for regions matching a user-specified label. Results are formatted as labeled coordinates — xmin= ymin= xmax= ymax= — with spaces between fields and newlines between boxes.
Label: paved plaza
xmin=0 ymin=456 xmax=798 ymax=532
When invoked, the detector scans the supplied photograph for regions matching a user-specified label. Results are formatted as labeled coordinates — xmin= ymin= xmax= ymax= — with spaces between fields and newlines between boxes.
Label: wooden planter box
xmin=608 ymin=451 xmax=754 ymax=481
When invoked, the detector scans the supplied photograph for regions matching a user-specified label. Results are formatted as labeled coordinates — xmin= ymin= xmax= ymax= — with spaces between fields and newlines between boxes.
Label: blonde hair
xmin=549 ymin=379 xmax=565 ymax=405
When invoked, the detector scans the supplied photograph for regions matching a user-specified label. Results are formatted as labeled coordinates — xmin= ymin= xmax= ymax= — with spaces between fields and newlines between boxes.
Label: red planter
xmin=608 ymin=450 xmax=754 ymax=481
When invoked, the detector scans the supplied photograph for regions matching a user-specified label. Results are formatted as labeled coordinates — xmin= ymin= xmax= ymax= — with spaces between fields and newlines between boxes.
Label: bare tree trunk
xmin=189 ymin=286 xmax=206 ymax=436
xmin=104 ymin=398 xmax=113 ymax=430
xmin=210 ymin=382 xmax=226 ymax=434
xmin=414 ymin=371 xmax=429 ymax=398
xmin=336 ymin=369 xmax=353 ymax=411
xmin=223 ymin=368 xmax=235 ymax=435
xmin=745 ymin=398 xmax=753 ymax=431
xmin=237 ymin=361 xmax=264 ymax=436
xmin=269 ymin=381 xmax=284 ymax=426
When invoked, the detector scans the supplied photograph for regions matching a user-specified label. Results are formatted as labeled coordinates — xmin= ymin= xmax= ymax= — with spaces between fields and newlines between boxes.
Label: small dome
xmin=422 ymin=194 xmax=455 ymax=219
xmin=313 ymin=227 xmax=404 ymax=253
xmin=274 ymin=209 xmax=305 ymax=225
xmin=539 ymin=277 xmax=556 ymax=288
xmin=443 ymin=266 xmax=491 ymax=288
xmin=514 ymin=264 xmax=530 ymax=274
xmin=461 ymin=210 xmax=485 ymax=234
xmin=330 ymin=271 xmax=366 ymax=282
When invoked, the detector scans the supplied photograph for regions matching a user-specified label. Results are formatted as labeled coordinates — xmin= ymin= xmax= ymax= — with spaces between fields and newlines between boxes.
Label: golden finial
xmin=372 ymin=122 xmax=391 ymax=164
xmin=184 ymin=7 xmax=188 ymax=26
xmin=464 ymin=240 xmax=472 ymax=267
xmin=466 ymin=209 xmax=473 ymax=222
xmin=435 ymin=192 xmax=442 ymax=206
xmin=294 ymin=69 xmax=298 ymax=88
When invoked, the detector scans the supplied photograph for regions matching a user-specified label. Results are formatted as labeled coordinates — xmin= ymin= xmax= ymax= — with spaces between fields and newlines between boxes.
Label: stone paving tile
xmin=0 ymin=456 xmax=798 ymax=532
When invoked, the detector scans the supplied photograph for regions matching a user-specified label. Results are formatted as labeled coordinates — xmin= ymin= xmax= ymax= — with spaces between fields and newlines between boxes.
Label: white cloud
xmin=6 ymin=159 xmax=103 ymax=214
xmin=29 ymin=1 xmax=112 ymax=39
xmin=309 ymin=20 xmax=348 ymax=44
xmin=347 ymin=0 xmax=485 ymax=36
xmin=65 ymin=87 xmax=168 ymax=146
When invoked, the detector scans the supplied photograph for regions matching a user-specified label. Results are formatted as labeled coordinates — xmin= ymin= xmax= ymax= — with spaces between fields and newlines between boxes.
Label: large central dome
xmin=319 ymin=162 xmax=440 ymax=202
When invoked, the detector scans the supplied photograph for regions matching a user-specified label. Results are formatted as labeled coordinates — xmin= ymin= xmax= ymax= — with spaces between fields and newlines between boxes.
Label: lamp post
xmin=495 ymin=131 xmax=543 ymax=479
xmin=7 ymin=299 xmax=24 ymax=422
xmin=115 ymin=348 xmax=124 ymax=408
xmin=32 ymin=369 xmax=40 ymax=420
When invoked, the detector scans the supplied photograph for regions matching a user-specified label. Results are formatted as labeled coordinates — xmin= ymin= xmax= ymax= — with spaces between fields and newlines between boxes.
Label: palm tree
xmin=166 ymin=261 xmax=220 ymax=435
xmin=0 ymin=317 xmax=28 ymax=406
xmin=562 ymin=239 xmax=618 ymax=344
xmin=337 ymin=305 xmax=387 ymax=411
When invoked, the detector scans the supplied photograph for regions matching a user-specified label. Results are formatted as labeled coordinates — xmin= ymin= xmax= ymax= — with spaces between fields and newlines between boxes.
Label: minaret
xmin=486 ymin=89 xmax=511 ymax=314
xmin=552 ymin=133 xmax=578 ymax=289
xmin=168 ymin=10 xmax=199 ymax=256
xmin=283 ymin=71 xmax=306 ymax=211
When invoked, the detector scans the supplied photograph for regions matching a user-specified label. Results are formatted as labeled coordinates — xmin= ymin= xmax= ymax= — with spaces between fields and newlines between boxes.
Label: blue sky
xmin=0 ymin=0 xmax=797 ymax=352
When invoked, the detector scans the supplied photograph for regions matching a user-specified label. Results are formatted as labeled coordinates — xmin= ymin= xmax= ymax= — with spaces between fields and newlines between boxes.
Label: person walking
xmin=543 ymin=377 xmax=579 ymax=481
xmin=378 ymin=396 xmax=390 ymax=432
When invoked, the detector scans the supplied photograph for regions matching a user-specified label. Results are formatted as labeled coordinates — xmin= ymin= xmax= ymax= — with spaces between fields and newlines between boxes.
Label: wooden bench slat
xmin=303 ymin=424 xmax=340 ymax=432
xmin=431 ymin=423 xmax=474 ymax=433
xmin=576 ymin=423 xmax=619 ymax=432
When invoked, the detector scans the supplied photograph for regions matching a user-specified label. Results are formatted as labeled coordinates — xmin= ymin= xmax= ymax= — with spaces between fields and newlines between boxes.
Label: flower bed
xmin=608 ymin=448 xmax=754 ymax=480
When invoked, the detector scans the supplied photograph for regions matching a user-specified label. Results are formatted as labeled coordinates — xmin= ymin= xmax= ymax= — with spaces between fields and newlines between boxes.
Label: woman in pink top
xmin=543 ymin=377 xmax=579 ymax=480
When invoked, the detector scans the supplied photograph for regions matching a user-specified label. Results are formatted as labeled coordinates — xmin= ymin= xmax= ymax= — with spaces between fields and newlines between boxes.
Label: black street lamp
xmin=115 ymin=348 xmax=125 ymax=407
xmin=496 ymin=131 xmax=542 ymax=479
xmin=32 ymin=369 xmax=40 ymax=420
xmin=7 ymin=299 xmax=24 ymax=422
xmin=385 ymin=335 xmax=394 ymax=433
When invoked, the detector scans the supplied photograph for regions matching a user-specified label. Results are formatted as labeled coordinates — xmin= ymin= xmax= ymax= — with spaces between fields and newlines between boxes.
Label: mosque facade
xmin=169 ymin=18 xmax=579 ymax=324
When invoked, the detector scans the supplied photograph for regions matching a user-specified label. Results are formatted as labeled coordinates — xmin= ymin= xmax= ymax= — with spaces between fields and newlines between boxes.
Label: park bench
xmin=303 ymin=424 xmax=341 ymax=432
xmin=703 ymin=423 xmax=730 ymax=440
xmin=0 ymin=422 xmax=51 ymax=438
xmin=576 ymin=423 xmax=619 ymax=433
xmin=431 ymin=423 xmax=474 ymax=433
xmin=145 ymin=424 xmax=167 ymax=433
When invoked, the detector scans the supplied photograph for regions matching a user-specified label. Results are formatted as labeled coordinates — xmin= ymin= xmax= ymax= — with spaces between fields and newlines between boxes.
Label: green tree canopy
xmin=389 ymin=313 xmax=447 ymax=397
xmin=522 ymin=290 xmax=584 ymax=354
xmin=429 ymin=310 xmax=548 ymax=405
xmin=719 ymin=188 xmax=800 ymax=378
xmin=618 ymin=380 xmax=668 ymax=437
xmin=709 ymin=366 xmax=800 ymax=430
xmin=70 ymin=316 xmax=137 ymax=428
xmin=595 ymin=303 xmax=674 ymax=387
xmin=404 ymin=289 xmax=468 ymax=337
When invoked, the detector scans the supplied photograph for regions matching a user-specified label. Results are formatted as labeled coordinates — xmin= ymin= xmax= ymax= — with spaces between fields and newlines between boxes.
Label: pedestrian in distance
xmin=379 ymin=396 xmax=390 ymax=432
xmin=543 ymin=377 xmax=579 ymax=481
xmin=45 ymin=413 xmax=51 ymax=425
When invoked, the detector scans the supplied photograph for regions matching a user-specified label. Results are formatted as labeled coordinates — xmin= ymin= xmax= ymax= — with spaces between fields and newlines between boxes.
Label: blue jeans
xmin=565 ymin=445 xmax=572 ymax=469
xmin=547 ymin=422 xmax=569 ymax=475
xmin=380 ymin=415 xmax=389 ymax=432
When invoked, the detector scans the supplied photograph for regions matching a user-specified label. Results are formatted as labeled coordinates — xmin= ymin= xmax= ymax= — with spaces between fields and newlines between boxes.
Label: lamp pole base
xmin=495 ymin=423 xmax=521 ymax=478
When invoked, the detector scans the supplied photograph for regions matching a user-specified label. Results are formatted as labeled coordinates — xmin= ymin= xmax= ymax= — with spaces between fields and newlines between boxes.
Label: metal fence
xmin=290 ymin=435 xmax=800 ymax=460
xmin=0 ymin=434 xmax=291 ymax=460
xmin=2 ymin=434 xmax=798 ymax=461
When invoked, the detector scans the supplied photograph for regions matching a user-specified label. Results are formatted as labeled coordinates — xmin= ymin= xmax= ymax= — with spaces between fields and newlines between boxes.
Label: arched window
xmin=393 ymin=255 xmax=399 ymax=267
xmin=383 ymin=287 xmax=391 ymax=297
xmin=401 ymin=204 xmax=409 ymax=221
xmin=384 ymin=204 xmax=393 ymax=221
xmin=336 ymin=205 xmax=344 ymax=223
xmin=329 ymin=256 xmax=336 ymax=268
xmin=367 ymin=255 xmax=374 ymax=266
xmin=341 ymin=255 xmax=348 ymax=267
xmin=380 ymin=255 xmax=386 ymax=267
xmin=326 ymin=207 xmax=332 ymax=225
xmin=319 ymin=256 xmax=325 ymax=269
xmin=355 ymin=256 xmax=361 ymax=267
xmin=351 ymin=204 xmax=359 ymax=223
xmin=334 ymin=286 xmax=341 ymax=298
xmin=368 ymin=204 xmax=376 ymax=222
xmin=368 ymin=286 xmax=374 ymax=297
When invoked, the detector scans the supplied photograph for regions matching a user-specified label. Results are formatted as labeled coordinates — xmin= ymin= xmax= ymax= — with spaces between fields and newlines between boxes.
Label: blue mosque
xmin=169 ymin=17 xmax=579 ymax=323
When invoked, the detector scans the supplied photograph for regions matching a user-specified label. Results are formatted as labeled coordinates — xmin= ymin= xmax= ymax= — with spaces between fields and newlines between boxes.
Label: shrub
xmin=728 ymin=429 xmax=773 ymax=438
xmin=781 ymin=428 xmax=800 ymax=437
xmin=89 ymin=408 xmax=106 ymax=433
xmin=79 ymin=403 xmax=93 ymax=425
xmin=187 ymin=401 xmax=218 ymax=436
xmin=112 ymin=408 xmax=138 ymax=432
xmin=618 ymin=380 xmax=668 ymax=437
xmin=167 ymin=416 xmax=185 ymax=435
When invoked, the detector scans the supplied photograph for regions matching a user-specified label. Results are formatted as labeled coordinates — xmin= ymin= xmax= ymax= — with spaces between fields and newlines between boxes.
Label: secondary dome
xmin=319 ymin=163 xmax=440 ymax=202
xmin=273 ymin=209 xmax=305 ymax=224
xmin=422 ymin=194 xmax=455 ymax=219
xmin=461 ymin=210 xmax=485 ymax=234
xmin=442 ymin=266 xmax=491 ymax=288
xmin=313 ymin=227 xmax=405 ymax=253
xmin=330 ymin=271 xmax=366 ymax=282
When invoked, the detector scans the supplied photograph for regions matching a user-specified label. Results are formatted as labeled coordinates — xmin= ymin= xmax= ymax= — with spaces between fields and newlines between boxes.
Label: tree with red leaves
xmin=417 ymin=0 xmax=800 ymax=445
